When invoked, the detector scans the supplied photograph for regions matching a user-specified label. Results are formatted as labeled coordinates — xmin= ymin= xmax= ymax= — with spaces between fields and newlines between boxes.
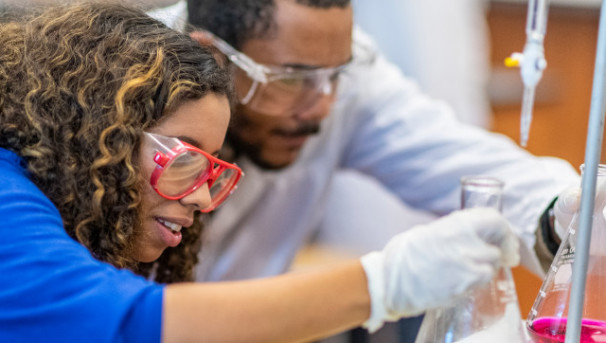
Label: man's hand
xmin=360 ymin=208 xmax=520 ymax=332
xmin=554 ymin=178 xmax=606 ymax=239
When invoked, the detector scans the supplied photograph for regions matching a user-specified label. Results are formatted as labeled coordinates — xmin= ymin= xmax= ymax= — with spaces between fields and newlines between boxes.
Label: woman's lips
xmin=155 ymin=218 xmax=182 ymax=248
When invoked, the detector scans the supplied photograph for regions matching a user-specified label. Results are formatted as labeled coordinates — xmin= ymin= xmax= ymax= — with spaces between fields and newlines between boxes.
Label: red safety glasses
xmin=144 ymin=132 xmax=243 ymax=212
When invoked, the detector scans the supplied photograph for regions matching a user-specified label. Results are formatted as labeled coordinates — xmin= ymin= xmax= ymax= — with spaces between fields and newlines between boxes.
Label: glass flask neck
xmin=460 ymin=176 xmax=505 ymax=211
xmin=414 ymin=176 xmax=525 ymax=343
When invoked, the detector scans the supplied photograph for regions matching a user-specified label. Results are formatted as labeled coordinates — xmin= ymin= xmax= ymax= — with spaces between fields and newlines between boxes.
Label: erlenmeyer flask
xmin=415 ymin=176 xmax=526 ymax=343
xmin=526 ymin=164 xmax=606 ymax=343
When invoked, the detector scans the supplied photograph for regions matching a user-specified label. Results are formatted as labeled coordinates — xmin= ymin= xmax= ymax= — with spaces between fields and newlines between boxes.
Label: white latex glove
xmin=554 ymin=178 xmax=606 ymax=239
xmin=360 ymin=207 xmax=520 ymax=333
xmin=553 ymin=187 xmax=580 ymax=239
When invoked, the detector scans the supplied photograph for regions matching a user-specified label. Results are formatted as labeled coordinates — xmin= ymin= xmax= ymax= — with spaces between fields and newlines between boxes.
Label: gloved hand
xmin=554 ymin=178 xmax=606 ymax=239
xmin=553 ymin=187 xmax=580 ymax=239
xmin=360 ymin=207 xmax=520 ymax=333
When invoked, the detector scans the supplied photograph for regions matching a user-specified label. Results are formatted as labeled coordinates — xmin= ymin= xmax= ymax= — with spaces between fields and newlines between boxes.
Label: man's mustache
xmin=272 ymin=122 xmax=321 ymax=137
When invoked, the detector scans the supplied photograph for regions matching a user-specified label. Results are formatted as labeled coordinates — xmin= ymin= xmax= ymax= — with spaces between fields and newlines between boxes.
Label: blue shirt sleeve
xmin=0 ymin=149 xmax=164 ymax=343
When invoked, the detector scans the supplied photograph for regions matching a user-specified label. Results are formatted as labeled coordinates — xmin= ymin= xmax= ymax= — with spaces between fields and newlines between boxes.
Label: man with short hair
xmin=155 ymin=0 xmax=578 ymax=340
xmin=183 ymin=0 xmax=573 ymax=278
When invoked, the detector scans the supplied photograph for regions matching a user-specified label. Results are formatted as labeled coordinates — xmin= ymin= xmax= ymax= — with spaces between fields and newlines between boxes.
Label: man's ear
xmin=189 ymin=31 xmax=213 ymax=46
xmin=189 ymin=31 xmax=228 ymax=68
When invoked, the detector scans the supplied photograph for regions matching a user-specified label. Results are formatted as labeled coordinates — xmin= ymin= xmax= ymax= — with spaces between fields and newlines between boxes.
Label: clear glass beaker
xmin=526 ymin=164 xmax=606 ymax=343
xmin=414 ymin=176 xmax=526 ymax=343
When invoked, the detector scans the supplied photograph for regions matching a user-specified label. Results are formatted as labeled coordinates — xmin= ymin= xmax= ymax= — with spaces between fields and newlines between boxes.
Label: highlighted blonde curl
xmin=0 ymin=1 xmax=232 ymax=282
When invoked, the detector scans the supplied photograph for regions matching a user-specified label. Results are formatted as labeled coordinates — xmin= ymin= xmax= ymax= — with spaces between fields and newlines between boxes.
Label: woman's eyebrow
xmin=176 ymin=136 xmax=202 ymax=149
xmin=177 ymin=135 xmax=220 ymax=156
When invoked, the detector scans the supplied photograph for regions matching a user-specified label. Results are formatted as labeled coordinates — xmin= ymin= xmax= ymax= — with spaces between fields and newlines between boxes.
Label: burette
xmin=505 ymin=0 xmax=550 ymax=147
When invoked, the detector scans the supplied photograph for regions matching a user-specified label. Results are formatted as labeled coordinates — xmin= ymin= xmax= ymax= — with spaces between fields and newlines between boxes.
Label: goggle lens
xmin=157 ymin=151 xmax=210 ymax=198
xmin=238 ymin=73 xmax=337 ymax=116
xmin=204 ymin=29 xmax=375 ymax=117
xmin=209 ymin=167 xmax=239 ymax=203
xmin=146 ymin=132 xmax=242 ymax=211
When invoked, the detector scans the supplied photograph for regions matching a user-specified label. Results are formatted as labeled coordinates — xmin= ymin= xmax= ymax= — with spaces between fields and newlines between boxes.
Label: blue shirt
xmin=0 ymin=148 xmax=163 ymax=343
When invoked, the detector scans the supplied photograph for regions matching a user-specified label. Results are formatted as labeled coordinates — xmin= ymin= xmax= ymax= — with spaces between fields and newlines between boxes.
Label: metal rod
xmin=565 ymin=1 xmax=606 ymax=341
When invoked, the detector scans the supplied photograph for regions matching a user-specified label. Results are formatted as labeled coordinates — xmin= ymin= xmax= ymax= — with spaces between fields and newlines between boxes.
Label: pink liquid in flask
xmin=528 ymin=317 xmax=606 ymax=343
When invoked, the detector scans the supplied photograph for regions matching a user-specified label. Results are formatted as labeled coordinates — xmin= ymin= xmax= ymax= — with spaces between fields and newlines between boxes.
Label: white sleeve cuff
xmin=360 ymin=251 xmax=388 ymax=333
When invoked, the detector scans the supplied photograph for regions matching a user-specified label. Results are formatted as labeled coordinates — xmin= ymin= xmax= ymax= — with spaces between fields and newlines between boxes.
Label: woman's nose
xmin=179 ymin=182 xmax=212 ymax=210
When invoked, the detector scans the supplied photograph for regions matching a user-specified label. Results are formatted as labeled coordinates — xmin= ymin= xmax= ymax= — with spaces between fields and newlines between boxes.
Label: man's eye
xmin=280 ymin=78 xmax=304 ymax=86
xmin=329 ymin=71 xmax=342 ymax=82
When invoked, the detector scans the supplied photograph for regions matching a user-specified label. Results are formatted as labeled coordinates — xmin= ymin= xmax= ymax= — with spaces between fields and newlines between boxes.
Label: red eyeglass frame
xmin=149 ymin=136 xmax=242 ymax=212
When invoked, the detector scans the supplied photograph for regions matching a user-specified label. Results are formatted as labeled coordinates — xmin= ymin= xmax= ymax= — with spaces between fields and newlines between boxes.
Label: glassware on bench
xmin=526 ymin=164 xmax=606 ymax=343
xmin=415 ymin=176 xmax=526 ymax=343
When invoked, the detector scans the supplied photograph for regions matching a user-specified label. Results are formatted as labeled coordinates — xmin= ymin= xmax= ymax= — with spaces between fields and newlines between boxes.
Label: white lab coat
xmin=194 ymin=29 xmax=579 ymax=281
xmin=147 ymin=0 xmax=187 ymax=32
xmin=352 ymin=0 xmax=492 ymax=128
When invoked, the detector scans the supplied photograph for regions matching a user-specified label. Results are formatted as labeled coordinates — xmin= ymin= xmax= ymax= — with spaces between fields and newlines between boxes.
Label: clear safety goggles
xmin=144 ymin=132 xmax=243 ymax=212
xmin=204 ymin=30 xmax=375 ymax=116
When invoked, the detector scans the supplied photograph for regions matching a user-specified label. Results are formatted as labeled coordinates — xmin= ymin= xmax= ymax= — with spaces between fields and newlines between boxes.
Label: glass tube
xmin=415 ymin=176 xmax=526 ymax=343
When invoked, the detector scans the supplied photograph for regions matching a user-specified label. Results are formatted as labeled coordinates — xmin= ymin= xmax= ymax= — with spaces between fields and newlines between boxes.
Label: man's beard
xmin=225 ymin=121 xmax=321 ymax=171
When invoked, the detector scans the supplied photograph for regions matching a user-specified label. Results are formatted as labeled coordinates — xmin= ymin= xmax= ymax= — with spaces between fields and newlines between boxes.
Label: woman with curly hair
xmin=0 ymin=2 xmax=520 ymax=342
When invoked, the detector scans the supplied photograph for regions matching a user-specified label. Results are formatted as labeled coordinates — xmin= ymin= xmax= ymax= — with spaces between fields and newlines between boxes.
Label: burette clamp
xmin=504 ymin=52 xmax=524 ymax=68
xmin=504 ymin=47 xmax=547 ymax=88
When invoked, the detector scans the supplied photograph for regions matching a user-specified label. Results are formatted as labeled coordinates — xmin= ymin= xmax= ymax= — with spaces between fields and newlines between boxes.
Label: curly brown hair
xmin=0 ymin=1 xmax=232 ymax=283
